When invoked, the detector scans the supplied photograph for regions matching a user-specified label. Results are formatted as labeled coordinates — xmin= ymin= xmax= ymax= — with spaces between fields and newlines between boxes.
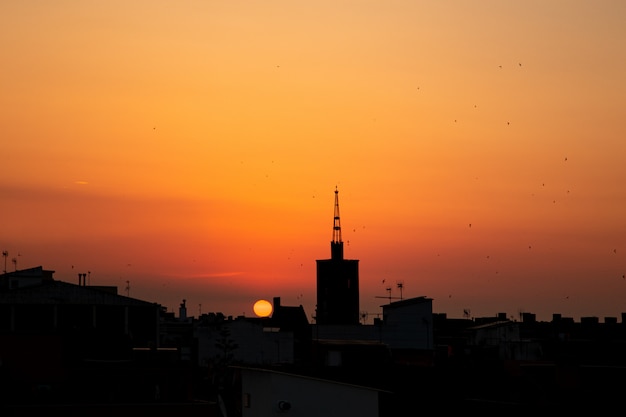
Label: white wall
xmin=240 ymin=368 xmax=380 ymax=417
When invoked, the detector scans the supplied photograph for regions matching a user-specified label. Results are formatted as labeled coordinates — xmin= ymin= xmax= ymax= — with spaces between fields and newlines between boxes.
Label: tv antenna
xmin=2 ymin=250 xmax=8 ymax=273
xmin=396 ymin=280 xmax=404 ymax=300
xmin=125 ymin=280 xmax=130 ymax=296
xmin=375 ymin=286 xmax=402 ymax=303
xmin=360 ymin=311 xmax=369 ymax=324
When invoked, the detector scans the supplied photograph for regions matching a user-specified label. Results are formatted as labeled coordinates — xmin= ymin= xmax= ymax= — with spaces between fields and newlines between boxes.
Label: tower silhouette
xmin=315 ymin=187 xmax=360 ymax=325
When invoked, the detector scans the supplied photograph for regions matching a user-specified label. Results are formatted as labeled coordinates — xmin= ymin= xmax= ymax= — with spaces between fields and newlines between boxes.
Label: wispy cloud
xmin=193 ymin=271 xmax=243 ymax=279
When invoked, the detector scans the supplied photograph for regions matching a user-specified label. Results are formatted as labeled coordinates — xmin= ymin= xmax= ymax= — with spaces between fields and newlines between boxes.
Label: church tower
xmin=315 ymin=187 xmax=360 ymax=325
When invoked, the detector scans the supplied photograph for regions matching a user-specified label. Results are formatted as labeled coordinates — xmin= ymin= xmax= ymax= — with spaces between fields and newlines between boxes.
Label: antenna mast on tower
xmin=330 ymin=186 xmax=344 ymax=260
xmin=332 ymin=186 xmax=342 ymax=244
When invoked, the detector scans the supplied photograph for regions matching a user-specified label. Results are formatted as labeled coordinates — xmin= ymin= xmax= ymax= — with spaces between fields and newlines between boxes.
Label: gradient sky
xmin=2 ymin=1 xmax=626 ymax=323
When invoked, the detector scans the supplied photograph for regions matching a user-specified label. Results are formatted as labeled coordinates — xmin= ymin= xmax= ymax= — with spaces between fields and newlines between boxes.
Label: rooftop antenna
xmin=360 ymin=311 xmax=369 ymax=324
xmin=11 ymin=257 xmax=17 ymax=272
xmin=375 ymin=286 xmax=401 ymax=303
xmin=397 ymin=280 xmax=404 ymax=300
xmin=125 ymin=280 xmax=130 ymax=296
xmin=2 ymin=250 xmax=7 ymax=273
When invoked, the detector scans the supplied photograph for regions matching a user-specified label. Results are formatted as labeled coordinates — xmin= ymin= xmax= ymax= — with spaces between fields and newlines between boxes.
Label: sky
xmin=2 ymin=1 xmax=626 ymax=323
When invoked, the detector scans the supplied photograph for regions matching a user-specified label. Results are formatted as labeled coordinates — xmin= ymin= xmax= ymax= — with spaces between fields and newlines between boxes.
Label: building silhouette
xmin=4 ymin=189 xmax=626 ymax=414
xmin=0 ymin=267 xmax=211 ymax=415
xmin=315 ymin=187 xmax=360 ymax=325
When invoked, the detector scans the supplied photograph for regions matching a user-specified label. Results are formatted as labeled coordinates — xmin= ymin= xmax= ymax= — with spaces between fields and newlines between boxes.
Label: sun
xmin=253 ymin=299 xmax=273 ymax=317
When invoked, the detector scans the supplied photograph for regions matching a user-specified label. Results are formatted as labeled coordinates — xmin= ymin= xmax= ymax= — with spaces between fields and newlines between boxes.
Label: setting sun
xmin=253 ymin=299 xmax=273 ymax=318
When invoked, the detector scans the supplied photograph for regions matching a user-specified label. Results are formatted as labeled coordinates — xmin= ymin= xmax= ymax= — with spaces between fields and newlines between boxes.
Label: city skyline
xmin=2 ymin=2 xmax=626 ymax=322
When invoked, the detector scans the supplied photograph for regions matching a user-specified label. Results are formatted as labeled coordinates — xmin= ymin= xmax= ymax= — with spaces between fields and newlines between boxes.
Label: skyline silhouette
xmin=3 ymin=263 xmax=625 ymax=415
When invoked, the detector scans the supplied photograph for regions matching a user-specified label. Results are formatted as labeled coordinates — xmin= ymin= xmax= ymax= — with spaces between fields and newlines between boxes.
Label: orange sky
xmin=2 ymin=1 xmax=626 ymax=322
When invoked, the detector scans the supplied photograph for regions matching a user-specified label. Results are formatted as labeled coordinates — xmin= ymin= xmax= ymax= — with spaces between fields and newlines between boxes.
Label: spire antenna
xmin=330 ymin=187 xmax=344 ymax=260
xmin=332 ymin=186 xmax=342 ymax=243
